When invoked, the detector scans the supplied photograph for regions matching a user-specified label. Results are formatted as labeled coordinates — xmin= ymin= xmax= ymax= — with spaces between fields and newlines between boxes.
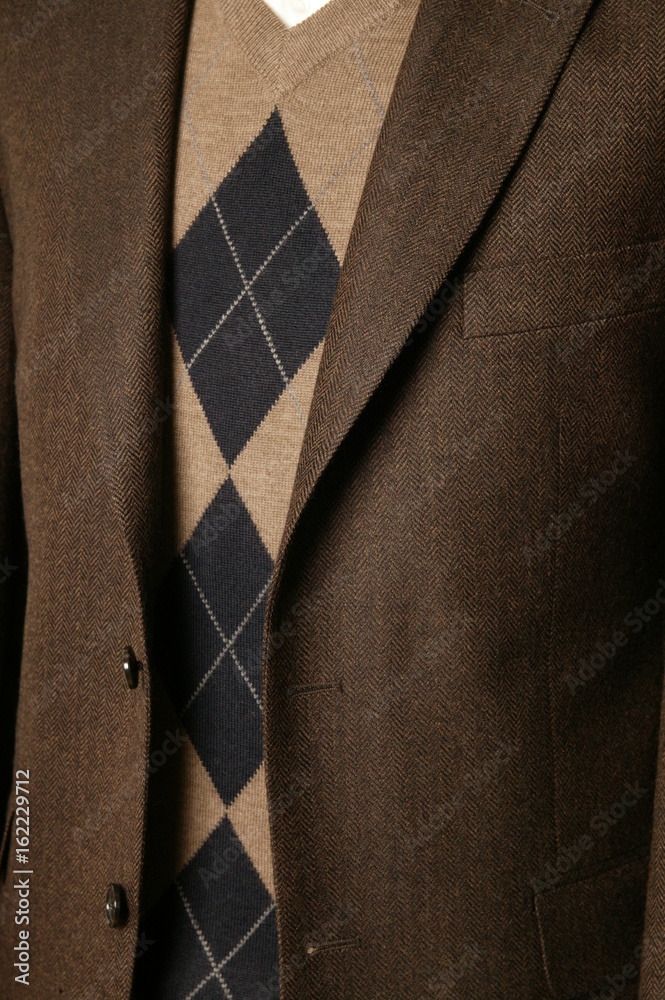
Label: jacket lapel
xmin=80 ymin=0 xmax=193 ymax=608
xmin=267 ymin=0 xmax=597 ymax=605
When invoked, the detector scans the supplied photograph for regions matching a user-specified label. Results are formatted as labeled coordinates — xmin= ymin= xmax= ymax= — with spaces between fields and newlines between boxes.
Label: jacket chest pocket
xmin=463 ymin=241 xmax=665 ymax=340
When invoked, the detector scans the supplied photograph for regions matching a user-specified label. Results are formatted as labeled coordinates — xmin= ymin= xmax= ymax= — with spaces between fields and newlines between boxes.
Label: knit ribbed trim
xmin=217 ymin=0 xmax=402 ymax=94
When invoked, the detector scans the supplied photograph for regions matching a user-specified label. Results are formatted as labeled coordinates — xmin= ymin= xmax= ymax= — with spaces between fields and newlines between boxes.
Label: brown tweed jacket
xmin=1 ymin=0 xmax=665 ymax=997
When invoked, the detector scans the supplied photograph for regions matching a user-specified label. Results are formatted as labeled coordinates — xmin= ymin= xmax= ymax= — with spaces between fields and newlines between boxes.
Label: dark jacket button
xmin=122 ymin=647 xmax=139 ymax=689
xmin=105 ymin=883 xmax=128 ymax=928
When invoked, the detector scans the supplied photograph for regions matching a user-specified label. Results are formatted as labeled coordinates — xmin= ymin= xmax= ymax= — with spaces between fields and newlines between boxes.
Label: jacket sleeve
xmin=0 ymin=192 xmax=27 ymax=850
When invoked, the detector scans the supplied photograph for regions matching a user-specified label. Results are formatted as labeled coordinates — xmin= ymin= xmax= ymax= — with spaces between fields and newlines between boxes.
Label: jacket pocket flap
xmin=464 ymin=241 xmax=665 ymax=338
xmin=534 ymin=853 xmax=648 ymax=999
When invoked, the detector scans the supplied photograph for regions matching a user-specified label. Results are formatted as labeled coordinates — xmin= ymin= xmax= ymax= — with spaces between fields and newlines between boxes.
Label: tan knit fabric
xmin=144 ymin=0 xmax=418 ymax=922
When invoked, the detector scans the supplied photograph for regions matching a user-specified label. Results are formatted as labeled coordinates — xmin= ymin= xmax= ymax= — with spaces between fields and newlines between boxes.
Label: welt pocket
xmin=463 ymin=240 xmax=665 ymax=339
xmin=534 ymin=850 xmax=648 ymax=999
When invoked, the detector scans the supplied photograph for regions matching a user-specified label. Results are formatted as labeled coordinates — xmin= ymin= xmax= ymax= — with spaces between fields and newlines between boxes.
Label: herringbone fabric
xmin=133 ymin=1 xmax=418 ymax=996
xmin=1 ymin=0 xmax=665 ymax=997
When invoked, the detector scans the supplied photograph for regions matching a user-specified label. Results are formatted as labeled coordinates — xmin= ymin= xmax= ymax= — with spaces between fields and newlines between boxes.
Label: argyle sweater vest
xmin=132 ymin=0 xmax=419 ymax=996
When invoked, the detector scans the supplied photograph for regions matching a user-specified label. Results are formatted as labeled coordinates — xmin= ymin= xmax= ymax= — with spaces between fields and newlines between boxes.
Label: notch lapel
xmin=266 ymin=0 xmax=597 ymax=611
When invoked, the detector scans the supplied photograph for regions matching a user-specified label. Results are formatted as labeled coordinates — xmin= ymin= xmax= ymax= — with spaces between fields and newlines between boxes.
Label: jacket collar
xmin=87 ymin=0 xmax=596 ymax=624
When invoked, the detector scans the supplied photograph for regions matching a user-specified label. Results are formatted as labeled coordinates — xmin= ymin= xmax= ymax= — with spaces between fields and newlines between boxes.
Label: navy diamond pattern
xmin=129 ymin=0 xmax=408 ymax=983
xmin=214 ymin=109 xmax=312 ymax=278
xmin=136 ymin=106 xmax=340 ymax=999
xmin=172 ymin=110 xmax=338 ymax=465
xmin=133 ymin=819 xmax=279 ymax=1000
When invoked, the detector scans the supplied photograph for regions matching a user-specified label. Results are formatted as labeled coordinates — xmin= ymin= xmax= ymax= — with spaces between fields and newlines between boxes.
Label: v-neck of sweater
xmin=216 ymin=0 xmax=402 ymax=95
